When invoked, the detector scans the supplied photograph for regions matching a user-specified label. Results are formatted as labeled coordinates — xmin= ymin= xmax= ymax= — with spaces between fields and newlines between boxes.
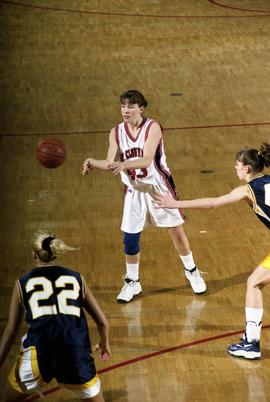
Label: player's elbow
xmin=2 ymin=324 xmax=17 ymax=342
xmin=105 ymin=159 xmax=114 ymax=170
xmin=97 ymin=315 xmax=109 ymax=329
xmin=142 ymin=156 xmax=153 ymax=168
xmin=199 ymin=199 xmax=218 ymax=209
xmin=208 ymin=200 xmax=220 ymax=209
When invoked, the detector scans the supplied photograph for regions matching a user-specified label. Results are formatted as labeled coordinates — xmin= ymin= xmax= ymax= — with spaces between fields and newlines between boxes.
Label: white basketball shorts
xmin=121 ymin=185 xmax=184 ymax=233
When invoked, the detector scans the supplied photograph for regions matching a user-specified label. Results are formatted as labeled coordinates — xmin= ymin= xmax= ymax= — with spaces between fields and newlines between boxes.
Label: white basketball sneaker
xmin=228 ymin=339 xmax=261 ymax=359
xmin=185 ymin=267 xmax=206 ymax=294
xmin=117 ymin=277 xmax=142 ymax=303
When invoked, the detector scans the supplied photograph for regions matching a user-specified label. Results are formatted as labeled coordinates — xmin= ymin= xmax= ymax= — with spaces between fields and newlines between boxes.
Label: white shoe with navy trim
xmin=117 ymin=277 xmax=142 ymax=303
xmin=227 ymin=339 xmax=261 ymax=359
xmin=185 ymin=267 xmax=207 ymax=294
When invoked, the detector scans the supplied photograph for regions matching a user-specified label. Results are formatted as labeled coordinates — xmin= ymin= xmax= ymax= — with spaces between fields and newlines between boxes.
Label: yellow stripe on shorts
xmin=261 ymin=254 xmax=270 ymax=270
xmin=8 ymin=346 xmax=43 ymax=393
xmin=62 ymin=373 xmax=100 ymax=391
xmin=8 ymin=353 xmax=26 ymax=393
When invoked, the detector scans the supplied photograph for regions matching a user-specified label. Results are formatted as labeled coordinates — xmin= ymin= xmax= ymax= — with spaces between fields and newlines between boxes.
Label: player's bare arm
xmin=83 ymin=286 xmax=111 ymax=361
xmin=0 ymin=283 xmax=23 ymax=367
xmin=109 ymin=122 xmax=162 ymax=175
xmin=153 ymin=185 xmax=251 ymax=209
xmin=82 ymin=128 xmax=118 ymax=175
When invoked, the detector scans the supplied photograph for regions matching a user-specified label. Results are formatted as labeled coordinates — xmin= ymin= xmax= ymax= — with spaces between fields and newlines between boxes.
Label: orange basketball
xmin=36 ymin=138 xmax=66 ymax=169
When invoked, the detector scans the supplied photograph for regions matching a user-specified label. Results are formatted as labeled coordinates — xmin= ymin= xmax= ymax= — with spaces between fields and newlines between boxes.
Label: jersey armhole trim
xmin=16 ymin=280 xmax=24 ymax=308
xmin=246 ymin=184 xmax=256 ymax=210
xmin=114 ymin=125 xmax=120 ymax=148
xmin=80 ymin=274 xmax=86 ymax=300
xmin=145 ymin=120 xmax=163 ymax=141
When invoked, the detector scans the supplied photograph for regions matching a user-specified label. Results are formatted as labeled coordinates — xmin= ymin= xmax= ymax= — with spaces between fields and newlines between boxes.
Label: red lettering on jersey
xmin=125 ymin=148 xmax=144 ymax=160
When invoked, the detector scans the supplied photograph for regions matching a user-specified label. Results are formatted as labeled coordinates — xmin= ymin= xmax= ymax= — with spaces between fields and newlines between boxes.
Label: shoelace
xmin=187 ymin=269 xmax=208 ymax=277
xmin=121 ymin=276 xmax=138 ymax=287
xmin=197 ymin=270 xmax=208 ymax=277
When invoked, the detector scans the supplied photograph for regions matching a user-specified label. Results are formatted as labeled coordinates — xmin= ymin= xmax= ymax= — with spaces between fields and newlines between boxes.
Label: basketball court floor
xmin=1 ymin=1 xmax=270 ymax=401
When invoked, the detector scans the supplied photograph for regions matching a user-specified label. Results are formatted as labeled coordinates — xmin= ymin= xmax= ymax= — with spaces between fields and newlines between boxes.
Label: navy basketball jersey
xmin=247 ymin=175 xmax=270 ymax=230
xmin=17 ymin=266 xmax=91 ymax=349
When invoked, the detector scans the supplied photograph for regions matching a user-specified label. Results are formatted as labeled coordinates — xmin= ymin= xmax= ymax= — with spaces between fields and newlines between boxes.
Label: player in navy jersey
xmin=0 ymin=230 xmax=111 ymax=401
xmin=82 ymin=89 xmax=206 ymax=303
xmin=153 ymin=143 xmax=270 ymax=359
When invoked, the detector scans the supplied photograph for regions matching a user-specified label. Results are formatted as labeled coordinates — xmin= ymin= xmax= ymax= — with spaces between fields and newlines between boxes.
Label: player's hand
xmin=93 ymin=342 xmax=112 ymax=361
xmin=108 ymin=162 xmax=125 ymax=176
xmin=82 ymin=158 xmax=94 ymax=175
xmin=152 ymin=191 xmax=178 ymax=209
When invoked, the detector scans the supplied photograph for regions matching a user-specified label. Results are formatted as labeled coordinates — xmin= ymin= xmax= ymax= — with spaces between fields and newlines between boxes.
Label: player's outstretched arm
xmin=153 ymin=185 xmax=251 ymax=209
xmin=0 ymin=283 xmax=23 ymax=368
xmin=82 ymin=128 xmax=119 ymax=175
xmin=83 ymin=286 xmax=111 ymax=361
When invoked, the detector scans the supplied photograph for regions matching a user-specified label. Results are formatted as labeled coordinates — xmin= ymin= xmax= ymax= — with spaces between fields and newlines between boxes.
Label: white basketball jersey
xmin=115 ymin=118 xmax=177 ymax=196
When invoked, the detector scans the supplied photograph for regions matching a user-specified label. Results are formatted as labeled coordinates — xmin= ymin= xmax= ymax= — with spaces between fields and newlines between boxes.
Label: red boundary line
xmin=26 ymin=324 xmax=270 ymax=400
xmin=2 ymin=121 xmax=270 ymax=137
xmin=208 ymin=0 xmax=270 ymax=14
xmin=1 ymin=0 xmax=270 ymax=18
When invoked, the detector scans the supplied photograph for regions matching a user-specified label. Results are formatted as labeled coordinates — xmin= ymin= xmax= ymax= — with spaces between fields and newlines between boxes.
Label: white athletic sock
xmin=126 ymin=263 xmax=139 ymax=281
xmin=179 ymin=251 xmax=196 ymax=271
xmin=245 ymin=307 xmax=263 ymax=342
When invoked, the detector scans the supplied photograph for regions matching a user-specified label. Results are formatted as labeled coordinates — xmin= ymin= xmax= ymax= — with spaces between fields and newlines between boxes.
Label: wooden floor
xmin=1 ymin=0 xmax=270 ymax=401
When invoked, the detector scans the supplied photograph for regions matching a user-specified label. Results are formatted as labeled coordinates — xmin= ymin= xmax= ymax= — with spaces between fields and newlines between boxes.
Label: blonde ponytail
xmin=49 ymin=238 xmax=77 ymax=256
xmin=32 ymin=229 xmax=77 ymax=263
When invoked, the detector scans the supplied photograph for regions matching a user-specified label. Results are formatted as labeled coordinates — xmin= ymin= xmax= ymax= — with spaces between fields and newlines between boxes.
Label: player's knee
xmin=123 ymin=232 xmax=141 ymax=255
xmin=247 ymin=273 xmax=262 ymax=290
xmin=168 ymin=226 xmax=186 ymax=241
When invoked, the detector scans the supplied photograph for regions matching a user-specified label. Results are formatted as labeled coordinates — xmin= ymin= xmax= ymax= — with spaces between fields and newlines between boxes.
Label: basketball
xmin=35 ymin=138 xmax=66 ymax=168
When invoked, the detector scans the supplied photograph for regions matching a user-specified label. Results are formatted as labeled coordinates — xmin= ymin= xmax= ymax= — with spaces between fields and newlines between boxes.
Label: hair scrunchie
xmin=42 ymin=236 xmax=55 ymax=253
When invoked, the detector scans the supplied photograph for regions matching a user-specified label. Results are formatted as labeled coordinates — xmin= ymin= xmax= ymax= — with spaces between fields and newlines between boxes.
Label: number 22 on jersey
xmin=25 ymin=275 xmax=80 ymax=319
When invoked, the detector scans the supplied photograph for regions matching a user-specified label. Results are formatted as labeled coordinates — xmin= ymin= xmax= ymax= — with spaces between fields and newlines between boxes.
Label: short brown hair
xmin=120 ymin=90 xmax=148 ymax=107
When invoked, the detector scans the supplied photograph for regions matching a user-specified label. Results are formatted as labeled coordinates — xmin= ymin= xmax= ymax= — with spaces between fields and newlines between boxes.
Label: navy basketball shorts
xmin=9 ymin=344 xmax=101 ymax=399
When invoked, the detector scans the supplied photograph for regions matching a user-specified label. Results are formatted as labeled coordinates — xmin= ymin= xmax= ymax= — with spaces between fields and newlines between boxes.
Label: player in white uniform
xmin=83 ymin=90 xmax=206 ymax=302
xmin=117 ymin=116 xmax=183 ymax=233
